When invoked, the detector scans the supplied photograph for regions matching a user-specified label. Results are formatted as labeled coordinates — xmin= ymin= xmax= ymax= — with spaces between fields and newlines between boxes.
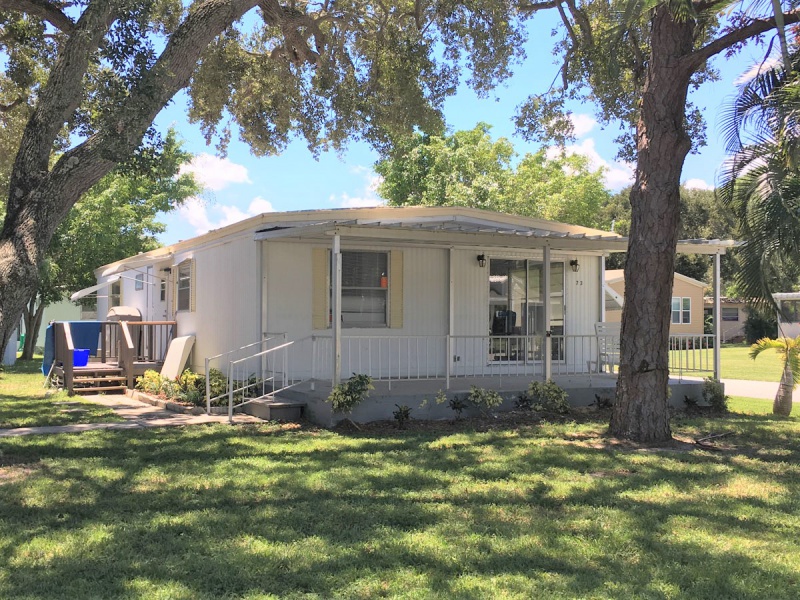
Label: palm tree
xmin=718 ymin=48 xmax=800 ymax=311
xmin=750 ymin=336 xmax=800 ymax=416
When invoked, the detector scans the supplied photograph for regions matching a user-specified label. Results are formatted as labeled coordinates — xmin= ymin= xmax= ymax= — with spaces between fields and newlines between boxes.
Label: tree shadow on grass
xmin=0 ymin=418 xmax=798 ymax=598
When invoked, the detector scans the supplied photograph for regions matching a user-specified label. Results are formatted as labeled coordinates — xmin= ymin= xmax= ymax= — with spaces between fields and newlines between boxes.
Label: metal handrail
xmin=226 ymin=340 xmax=295 ymax=422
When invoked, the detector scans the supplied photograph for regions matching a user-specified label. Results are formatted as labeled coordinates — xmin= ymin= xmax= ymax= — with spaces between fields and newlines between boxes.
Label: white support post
xmin=447 ymin=247 xmax=454 ymax=390
xmin=332 ymin=234 xmax=342 ymax=386
xmin=543 ymin=245 xmax=552 ymax=381
xmin=599 ymin=255 xmax=606 ymax=323
xmin=713 ymin=252 xmax=722 ymax=380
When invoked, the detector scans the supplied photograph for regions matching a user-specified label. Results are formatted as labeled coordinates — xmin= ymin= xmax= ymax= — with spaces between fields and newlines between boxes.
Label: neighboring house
xmin=68 ymin=206 xmax=734 ymax=422
xmin=704 ymin=297 xmax=748 ymax=343
xmin=604 ymin=270 xmax=707 ymax=336
xmin=774 ymin=292 xmax=800 ymax=338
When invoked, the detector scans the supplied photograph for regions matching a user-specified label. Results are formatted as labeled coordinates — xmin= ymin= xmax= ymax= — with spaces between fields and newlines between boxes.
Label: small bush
xmin=207 ymin=368 xmax=228 ymax=400
xmin=593 ymin=394 xmax=613 ymax=410
xmin=393 ymin=404 xmax=412 ymax=429
xmin=527 ymin=380 xmax=570 ymax=414
xmin=702 ymin=377 xmax=729 ymax=412
xmin=467 ymin=386 xmax=503 ymax=415
xmin=136 ymin=370 xmax=164 ymax=395
xmin=515 ymin=392 xmax=533 ymax=410
xmin=448 ymin=395 xmax=468 ymax=419
xmin=328 ymin=373 xmax=374 ymax=413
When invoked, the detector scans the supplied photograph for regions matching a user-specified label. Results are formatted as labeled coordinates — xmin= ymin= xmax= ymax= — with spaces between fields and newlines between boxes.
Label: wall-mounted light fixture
xmin=569 ymin=259 xmax=580 ymax=273
xmin=477 ymin=254 xmax=487 ymax=268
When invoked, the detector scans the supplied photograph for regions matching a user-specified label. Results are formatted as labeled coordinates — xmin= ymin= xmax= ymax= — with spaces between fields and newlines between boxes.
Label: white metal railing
xmin=226 ymin=340 xmax=295 ymax=422
xmin=204 ymin=333 xmax=286 ymax=413
xmin=303 ymin=332 xmax=715 ymax=387
xmin=668 ymin=334 xmax=715 ymax=378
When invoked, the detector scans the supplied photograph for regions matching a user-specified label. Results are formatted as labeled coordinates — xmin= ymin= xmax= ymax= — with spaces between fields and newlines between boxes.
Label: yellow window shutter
xmin=312 ymin=247 xmax=329 ymax=329
xmin=190 ymin=259 xmax=197 ymax=312
xmin=389 ymin=250 xmax=403 ymax=328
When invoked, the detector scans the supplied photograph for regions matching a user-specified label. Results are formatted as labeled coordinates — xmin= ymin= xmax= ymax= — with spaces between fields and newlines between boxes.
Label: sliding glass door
xmin=488 ymin=258 xmax=564 ymax=362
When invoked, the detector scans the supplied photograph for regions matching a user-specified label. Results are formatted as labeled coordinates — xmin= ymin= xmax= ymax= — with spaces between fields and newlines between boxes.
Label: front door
xmin=488 ymin=258 xmax=564 ymax=362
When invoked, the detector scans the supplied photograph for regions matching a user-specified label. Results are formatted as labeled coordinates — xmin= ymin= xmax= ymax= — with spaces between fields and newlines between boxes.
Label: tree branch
xmin=518 ymin=1 xmax=562 ymax=12
xmin=687 ymin=10 xmax=800 ymax=71
xmin=0 ymin=97 xmax=25 ymax=113
xmin=0 ymin=0 xmax=76 ymax=34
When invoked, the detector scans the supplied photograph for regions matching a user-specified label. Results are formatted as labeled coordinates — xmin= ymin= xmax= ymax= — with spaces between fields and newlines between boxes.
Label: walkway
xmin=721 ymin=378 xmax=800 ymax=402
xmin=0 ymin=394 xmax=262 ymax=438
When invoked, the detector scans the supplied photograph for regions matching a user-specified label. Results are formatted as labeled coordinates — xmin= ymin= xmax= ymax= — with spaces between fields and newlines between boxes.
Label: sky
xmin=152 ymin=12 xmax=782 ymax=246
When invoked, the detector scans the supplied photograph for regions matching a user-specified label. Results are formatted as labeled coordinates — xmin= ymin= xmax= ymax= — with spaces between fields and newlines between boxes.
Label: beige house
xmin=704 ymin=297 xmax=748 ymax=342
xmin=605 ymin=270 xmax=706 ymax=335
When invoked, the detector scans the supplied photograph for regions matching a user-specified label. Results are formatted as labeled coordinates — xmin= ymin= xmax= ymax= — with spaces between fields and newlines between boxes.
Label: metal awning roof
xmin=100 ymin=252 xmax=174 ymax=277
xmin=70 ymin=275 xmax=120 ymax=301
xmin=253 ymin=214 xmax=737 ymax=255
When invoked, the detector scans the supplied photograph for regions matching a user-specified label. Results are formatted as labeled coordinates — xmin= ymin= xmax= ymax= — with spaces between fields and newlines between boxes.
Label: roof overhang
xmin=254 ymin=216 xmax=737 ymax=255
xmin=100 ymin=252 xmax=174 ymax=277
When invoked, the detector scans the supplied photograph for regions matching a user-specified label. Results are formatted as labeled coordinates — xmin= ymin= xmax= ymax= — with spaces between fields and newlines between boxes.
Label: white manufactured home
xmin=66 ymin=207 xmax=733 ymax=423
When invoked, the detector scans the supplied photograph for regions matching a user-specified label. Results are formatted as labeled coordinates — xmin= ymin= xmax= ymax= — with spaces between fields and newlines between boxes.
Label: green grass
xmin=0 ymin=360 xmax=123 ymax=429
xmin=1 ymin=398 xmax=799 ymax=598
xmin=671 ymin=343 xmax=786 ymax=382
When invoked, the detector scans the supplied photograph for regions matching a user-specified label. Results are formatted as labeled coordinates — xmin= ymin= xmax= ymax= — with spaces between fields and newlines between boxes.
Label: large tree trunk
xmin=610 ymin=7 xmax=696 ymax=442
xmin=774 ymin=363 xmax=794 ymax=416
xmin=0 ymin=0 xmax=258 ymax=355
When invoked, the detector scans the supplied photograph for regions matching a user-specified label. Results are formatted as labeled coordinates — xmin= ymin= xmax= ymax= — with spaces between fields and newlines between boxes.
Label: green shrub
xmin=328 ymin=373 xmax=374 ymax=413
xmin=448 ymin=395 xmax=468 ymax=419
xmin=207 ymin=368 xmax=228 ymax=400
xmin=467 ymin=386 xmax=503 ymax=415
xmin=702 ymin=377 xmax=729 ymax=412
xmin=527 ymin=380 xmax=570 ymax=414
xmin=393 ymin=404 xmax=412 ymax=429
xmin=136 ymin=370 xmax=164 ymax=395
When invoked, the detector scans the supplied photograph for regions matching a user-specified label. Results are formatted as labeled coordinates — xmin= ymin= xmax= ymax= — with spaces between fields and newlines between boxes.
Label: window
xmin=337 ymin=251 xmax=388 ymax=327
xmin=109 ymin=280 xmax=121 ymax=308
xmin=177 ymin=261 xmax=192 ymax=312
xmin=671 ymin=297 xmax=691 ymax=324
xmin=160 ymin=280 xmax=166 ymax=302
xmin=780 ymin=300 xmax=800 ymax=323
xmin=135 ymin=273 xmax=144 ymax=291
xmin=722 ymin=307 xmax=739 ymax=322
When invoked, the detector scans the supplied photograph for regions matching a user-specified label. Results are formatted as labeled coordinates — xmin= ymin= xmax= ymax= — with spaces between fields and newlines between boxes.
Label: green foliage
xmin=207 ymin=368 xmax=228 ymax=400
xmin=527 ymin=380 xmax=570 ymax=414
xmin=448 ymin=395 xmax=468 ymax=419
xmin=375 ymin=124 xmax=611 ymax=228
xmin=467 ymin=386 xmax=504 ymax=415
xmin=745 ymin=310 xmax=778 ymax=344
xmin=392 ymin=404 xmax=412 ymax=429
xmin=136 ymin=368 xmax=208 ymax=407
xmin=327 ymin=374 xmax=374 ymax=413
xmin=701 ymin=378 xmax=729 ymax=413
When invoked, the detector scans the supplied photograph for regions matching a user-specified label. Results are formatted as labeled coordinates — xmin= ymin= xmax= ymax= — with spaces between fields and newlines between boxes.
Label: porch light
xmin=570 ymin=259 xmax=580 ymax=273
xmin=477 ymin=254 xmax=487 ymax=268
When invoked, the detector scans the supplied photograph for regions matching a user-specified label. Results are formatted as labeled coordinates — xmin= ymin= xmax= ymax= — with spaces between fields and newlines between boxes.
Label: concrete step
xmin=240 ymin=398 xmax=305 ymax=422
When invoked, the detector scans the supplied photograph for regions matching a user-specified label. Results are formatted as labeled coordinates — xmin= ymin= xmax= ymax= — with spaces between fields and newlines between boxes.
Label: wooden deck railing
xmin=51 ymin=320 xmax=177 ymax=394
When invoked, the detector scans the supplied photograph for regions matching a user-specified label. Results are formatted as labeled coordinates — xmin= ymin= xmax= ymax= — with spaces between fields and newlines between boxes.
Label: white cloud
xmin=547 ymin=138 xmax=634 ymax=190
xmin=178 ymin=194 xmax=275 ymax=235
xmin=329 ymin=168 xmax=386 ymax=208
xmin=179 ymin=153 xmax=252 ymax=191
xmin=569 ymin=114 xmax=597 ymax=138
xmin=683 ymin=178 xmax=714 ymax=191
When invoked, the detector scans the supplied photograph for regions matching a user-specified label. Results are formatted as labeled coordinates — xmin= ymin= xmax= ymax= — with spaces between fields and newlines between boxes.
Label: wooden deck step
xmin=73 ymin=376 xmax=127 ymax=384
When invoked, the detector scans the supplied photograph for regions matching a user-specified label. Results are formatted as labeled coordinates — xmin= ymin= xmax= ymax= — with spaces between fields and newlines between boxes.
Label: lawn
xmin=671 ymin=343 xmax=786 ymax=382
xmin=0 ymin=396 xmax=798 ymax=599
xmin=0 ymin=360 xmax=123 ymax=429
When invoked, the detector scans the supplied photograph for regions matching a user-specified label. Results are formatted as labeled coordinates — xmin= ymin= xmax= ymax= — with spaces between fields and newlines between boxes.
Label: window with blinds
xmin=338 ymin=251 xmax=388 ymax=327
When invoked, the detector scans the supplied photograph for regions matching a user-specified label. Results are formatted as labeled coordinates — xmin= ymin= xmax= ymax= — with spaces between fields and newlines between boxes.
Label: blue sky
xmin=154 ymin=13 xmax=781 ymax=245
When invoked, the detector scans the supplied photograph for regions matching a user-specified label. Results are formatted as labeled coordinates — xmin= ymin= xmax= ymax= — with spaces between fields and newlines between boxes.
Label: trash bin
xmin=73 ymin=348 xmax=90 ymax=367
xmin=18 ymin=333 xmax=25 ymax=351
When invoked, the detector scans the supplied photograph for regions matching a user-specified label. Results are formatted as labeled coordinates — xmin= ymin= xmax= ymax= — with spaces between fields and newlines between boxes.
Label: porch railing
xmin=304 ymin=332 xmax=715 ymax=387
